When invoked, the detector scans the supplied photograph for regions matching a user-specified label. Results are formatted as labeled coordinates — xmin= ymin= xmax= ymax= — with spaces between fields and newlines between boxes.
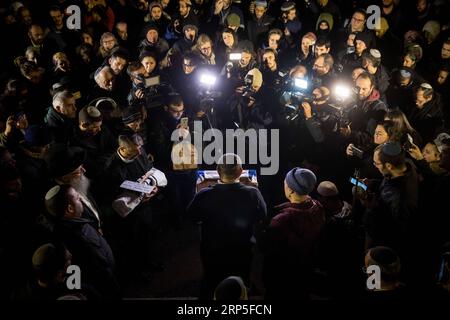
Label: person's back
xmin=187 ymin=154 xmax=266 ymax=299
xmin=263 ymin=167 xmax=325 ymax=299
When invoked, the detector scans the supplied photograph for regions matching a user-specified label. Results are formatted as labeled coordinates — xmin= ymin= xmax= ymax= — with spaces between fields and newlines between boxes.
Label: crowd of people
xmin=0 ymin=0 xmax=450 ymax=300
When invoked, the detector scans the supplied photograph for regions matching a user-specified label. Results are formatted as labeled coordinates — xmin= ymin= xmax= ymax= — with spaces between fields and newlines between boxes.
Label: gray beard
xmin=70 ymin=174 xmax=91 ymax=197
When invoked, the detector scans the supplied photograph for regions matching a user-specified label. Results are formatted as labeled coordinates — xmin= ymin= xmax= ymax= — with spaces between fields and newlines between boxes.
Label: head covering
xmin=399 ymin=68 xmax=412 ymax=79
xmin=316 ymin=13 xmax=334 ymax=31
xmin=214 ymin=276 xmax=248 ymax=300
xmin=381 ymin=142 xmax=402 ymax=157
xmin=226 ymin=13 xmax=241 ymax=28
xmin=182 ymin=23 xmax=198 ymax=34
xmin=285 ymin=167 xmax=317 ymax=195
xmin=423 ymin=20 xmax=441 ymax=43
xmin=405 ymin=43 xmax=423 ymax=62
xmin=149 ymin=1 xmax=162 ymax=11
xmin=355 ymin=31 xmax=375 ymax=48
xmin=281 ymin=1 xmax=295 ymax=12
xmin=286 ymin=20 xmax=302 ymax=34
xmin=370 ymin=49 xmax=381 ymax=59
xmin=144 ymin=23 xmax=159 ymax=35
xmin=122 ymin=106 xmax=142 ymax=124
xmin=317 ymin=181 xmax=339 ymax=197
xmin=246 ymin=68 xmax=263 ymax=87
xmin=45 ymin=144 xmax=86 ymax=178
xmin=79 ymin=105 xmax=102 ymax=123
xmin=434 ymin=133 xmax=450 ymax=153
xmin=254 ymin=0 xmax=268 ymax=8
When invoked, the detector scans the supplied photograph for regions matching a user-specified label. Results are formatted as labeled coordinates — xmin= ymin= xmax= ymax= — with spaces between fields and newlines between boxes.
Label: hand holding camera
xmin=301 ymin=101 xmax=313 ymax=119
xmin=406 ymin=142 xmax=424 ymax=161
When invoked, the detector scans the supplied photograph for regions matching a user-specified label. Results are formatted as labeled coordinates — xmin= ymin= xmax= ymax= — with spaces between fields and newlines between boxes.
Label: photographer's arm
xmin=302 ymin=102 xmax=325 ymax=143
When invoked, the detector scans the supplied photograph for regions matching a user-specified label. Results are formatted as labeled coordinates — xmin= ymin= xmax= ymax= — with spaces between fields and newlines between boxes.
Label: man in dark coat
xmin=187 ymin=153 xmax=266 ymax=299
xmin=46 ymin=184 xmax=119 ymax=299
xmin=44 ymin=90 xmax=77 ymax=143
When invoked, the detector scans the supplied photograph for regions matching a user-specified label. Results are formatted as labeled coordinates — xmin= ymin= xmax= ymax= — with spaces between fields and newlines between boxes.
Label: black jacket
xmin=247 ymin=14 xmax=275 ymax=48
xmin=365 ymin=162 xmax=420 ymax=255
xmin=408 ymin=94 xmax=445 ymax=142
xmin=70 ymin=126 xmax=117 ymax=179
xmin=53 ymin=217 xmax=119 ymax=298
xmin=44 ymin=107 xmax=75 ymax=143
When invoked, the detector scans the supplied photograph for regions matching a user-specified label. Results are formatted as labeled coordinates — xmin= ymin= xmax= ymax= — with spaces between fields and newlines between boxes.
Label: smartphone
xmin=349 ymin=177 xmax=368 ymax=191
xmin=350 ymin=145 xmax=364 ymax=159
xmin=180 ymin=117 xmax=189 ymax=129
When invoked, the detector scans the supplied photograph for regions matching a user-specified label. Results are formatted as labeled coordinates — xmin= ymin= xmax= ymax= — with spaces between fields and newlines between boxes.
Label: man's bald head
xmin=29 ymin=24 xmax=45 ymax=45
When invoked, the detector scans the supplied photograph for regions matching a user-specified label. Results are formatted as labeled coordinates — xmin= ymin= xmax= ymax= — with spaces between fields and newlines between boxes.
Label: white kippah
xmin=370 ymin=49 xmax=381 ymax=59
xmin=421 ymin=83 xmax=433 ymax=89
xmin=45 ymin=185 xmax=61 ymax=201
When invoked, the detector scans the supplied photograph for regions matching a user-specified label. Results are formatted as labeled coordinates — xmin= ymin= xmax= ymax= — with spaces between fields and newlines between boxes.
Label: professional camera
xmin=135 ymin=75 xmax=172 ymax=109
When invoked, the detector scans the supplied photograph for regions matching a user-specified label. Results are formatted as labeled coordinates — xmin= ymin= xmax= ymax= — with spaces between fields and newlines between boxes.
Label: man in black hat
xmin=70 ymin=105 xmax=117 ymax=180
xmin=341 ymin=31 xmax=375 ymax=76
xmin=45 ymin=144 xmax=103 ymax=232
xmin=172 ymin=24 xmax=198 ymax=55
xmin=138 ymin=24 xmax=169 ymax=60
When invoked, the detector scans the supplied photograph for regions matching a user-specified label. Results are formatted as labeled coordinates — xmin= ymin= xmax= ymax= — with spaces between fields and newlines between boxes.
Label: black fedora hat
xmin=45 ymin=144 xmax=86 ymax=178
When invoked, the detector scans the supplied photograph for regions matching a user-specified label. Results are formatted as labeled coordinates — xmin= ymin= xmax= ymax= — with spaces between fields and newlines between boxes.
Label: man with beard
xmin=361 ymin=49 xmax=390 ymax=99
xmin=380 ymin=0 xmax=405 ymax=38
xmin=70 ymin=106 xmax=117 ymax=180
xmin=24 ymin=24 xmax=59 ymax=68
xmin=45 ymin=144 xmax=103 ymax=233
xmin=311 ymin=53 xmax=337 ymax=89
xmin=173 ymin=24 xmax=198 ymax=55
xmin=247 ymin=1 xmax=274 ymax=48
xmin=342 ymin=73 xmax=388 ymax=149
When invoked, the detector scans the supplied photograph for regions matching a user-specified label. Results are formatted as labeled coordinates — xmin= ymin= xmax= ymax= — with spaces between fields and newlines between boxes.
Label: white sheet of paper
xmin=120 ymin=180 xmax=154 ymax=194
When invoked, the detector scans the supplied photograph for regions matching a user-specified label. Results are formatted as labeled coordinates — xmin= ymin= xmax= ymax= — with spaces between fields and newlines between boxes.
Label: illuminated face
xmin=319 ymin=22 xmax=329 ymax=31
xmin=351 ymin=12 xmax=365 ymax=32
xmin=417 ymin=0 xmax=427 ymax=13
xmin=374 ymin=124 xmax=389 ymax=145
xmin=100 ymin=71 xmax=114 ymax=91
xmin=116 ymin=23 xmax=128 ymax=40
xmin=183 ymin=59 xmax=196 ymax=74
xmin=263 ymin=52 xmax=276 ymax=70
xmin=268 ymin=33 xmax=281 ymax=50
xmin=109 ymin=56 xmax=127 ymax=75
xmin=415 ymin=89 xmax=431 ymax=108
xmin=373 ymin=150 xmax=388 ymax=175
xmin=356 ymin=77 xmax=373 ymax=100
xmin=423 ymin=143 xmax=440 ymax=163
xmin=315 ymin=45 xmax=329 ymax=57
xmin=301 ymin=37 xmax=313 ymax=55
xmin=441 ymin=43 xmax=450 ymax=59
xmin=286 ymin=9 xmax=296 ymax=21
xmin=313 ymin=57 xmax=328 ymax=75
xmin=199 ymin=42 xmax=212 ymax=58
xmin=222 ymin=32 xmax=234 ymax=48
xmin=168 ymin=103 xmax=185 ymax=119
xmin=82 ymin=121 xmax=102 ymax=136
xmin=126 ymin=119 xmax=142 ymax=132
xmin=146 ymin=29 xmax=159 ymax=44
xmin=437 ymin=70 xmax=449 ymax=85
xmin=60 ymin=97 xmax=77 ymax=119
xmin=29 ymin=26 xmax=45 ymax=45
xmin=179 ymin=1 xmax=190 ymax=17
xmin=151 ymin=7 xmax=163 ymax=20
xmin=184 ymin=27 xmax=196 ymax=41
xmin=255 ymin=6 xmax=266 ymax=19
xmin=355 ymin=40 xmax=367 ymax=56
xmin=50 ymin=10 xmax=64 ymax=27
xmin=161 ymin=0 xmax=170 ymax=9
xmin=403 ymin=55 xmax=415 ymax=68
xmin=82 ymin=33 xmax=94 ymax=45
xmin=102 ymin=37 xmax=116 ymax=51
xmin=20 ymin=8 xmax=32 ymax=25
xmin=141 ymin=56 xmax=157 ymax=75
xmin=239 ymin=52 xmax=252 ymax=67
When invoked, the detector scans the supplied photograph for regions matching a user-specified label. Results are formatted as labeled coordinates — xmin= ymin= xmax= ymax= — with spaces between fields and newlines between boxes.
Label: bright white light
xmin=294 ymin=78 xmax=308 ymax=90
xmin=334 ymin=84 xmax=351 ymax=100
xmin=200 ymin=74 xmax=217 ymax=86
xmin=229 ymin=53 xmax=242 ymax=61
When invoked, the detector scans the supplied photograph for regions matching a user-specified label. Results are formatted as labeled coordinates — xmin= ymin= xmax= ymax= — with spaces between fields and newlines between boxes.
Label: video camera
xmin=135 ymin=75 xmax=172 ymax=109
xmin=279 ymin=76 xmax=313 ymax=120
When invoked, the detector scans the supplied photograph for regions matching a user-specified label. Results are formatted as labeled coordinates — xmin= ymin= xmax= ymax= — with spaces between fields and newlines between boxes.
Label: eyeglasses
xmin=183 ymin=63 xmax=195 ymax=67
xmin=352 ymin=16 xmax=365 ymax=23
xmin=200 ymin=46 xmax=211 ymax=51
